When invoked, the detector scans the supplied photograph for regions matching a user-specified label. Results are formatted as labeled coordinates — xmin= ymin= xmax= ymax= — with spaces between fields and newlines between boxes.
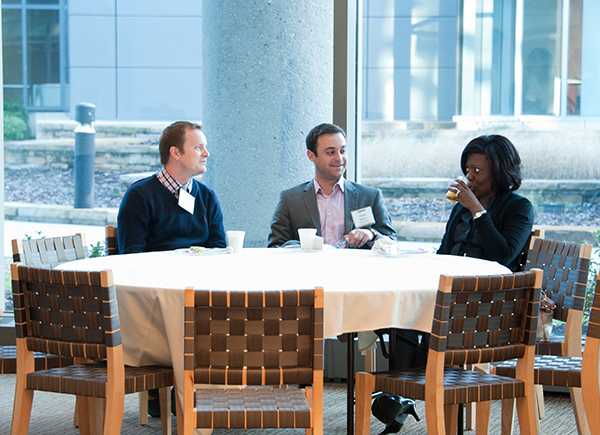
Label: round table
xmin=58 ymin=246 xmax=510 ymax=433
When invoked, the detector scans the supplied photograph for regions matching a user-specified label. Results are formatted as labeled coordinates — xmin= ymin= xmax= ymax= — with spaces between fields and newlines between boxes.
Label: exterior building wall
xmin=362 ymin=0 xmax=459 ymax=121
xmin=68 ymin=0 xmax=203 ymax=120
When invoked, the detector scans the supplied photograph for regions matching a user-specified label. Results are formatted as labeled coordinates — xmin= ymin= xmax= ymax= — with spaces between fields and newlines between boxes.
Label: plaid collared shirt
xmin=156 ymin=168 xmax=192 ymax=199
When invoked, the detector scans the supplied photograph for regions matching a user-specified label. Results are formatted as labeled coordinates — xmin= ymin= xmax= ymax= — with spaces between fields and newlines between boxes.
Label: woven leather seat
xmin=28 ymin=364 xmax=174 ymax=397
xmin=496 ymin=355 xmax=583 ymax=388
xmin=0 ymin=345 xmax=68 ymax=374
xmin=355 ymin=270 xmax=543 ymax=435
xmin=195 ymin=386 xmax=311 ymax=428
xmin=182 ymin=287 xmax=324 ymax=434
xmin=374 ymin=368 xmax=525 ymax=405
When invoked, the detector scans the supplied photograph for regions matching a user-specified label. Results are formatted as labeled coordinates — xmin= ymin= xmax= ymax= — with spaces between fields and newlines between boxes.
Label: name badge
xmin=178 ymin=189 xmax=195 ymax=214
xmin=351 ymin=206 xmax=375 ymax=228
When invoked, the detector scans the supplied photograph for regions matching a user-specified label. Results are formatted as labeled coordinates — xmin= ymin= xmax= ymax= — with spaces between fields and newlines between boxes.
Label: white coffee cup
xmin=312 ymin=235 xmax=324 ymax=251
xmin=226 ymin=230 xmax=245 ymax=253
xmin=298 ymin=228 xmax=317 ymax=251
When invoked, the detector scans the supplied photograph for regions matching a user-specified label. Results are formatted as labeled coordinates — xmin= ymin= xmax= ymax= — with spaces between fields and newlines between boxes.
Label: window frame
xmin=2 ymin=0 xmax=69 ymax=112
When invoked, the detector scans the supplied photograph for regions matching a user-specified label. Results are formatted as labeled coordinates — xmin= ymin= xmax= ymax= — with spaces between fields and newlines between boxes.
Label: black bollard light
xmin=73 ymin=103 xmax=96 ymax=208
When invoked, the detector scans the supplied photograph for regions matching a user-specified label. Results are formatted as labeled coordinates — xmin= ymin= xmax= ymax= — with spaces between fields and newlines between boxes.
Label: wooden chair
xmin=496 ymin=272 xmax=600 ymax=434
xmin=10 ymin=263 xmax=174 ymax=435
xmin=105 ymin=224 xmax=118 ymax=256
xmin=2 ymin=234 xmax=89 ymax=375
xmin=462 ymin=228 xmax=546 ymax=430
xmin=355 ymin=270 xmax=543 ymax=435
xmin=104 ymin=223 xmax=157 ymax=425
xmin=496 ymin=238 xmax=593 ymax=434
xmin=182 ymin=287 xmax=324 ymax=434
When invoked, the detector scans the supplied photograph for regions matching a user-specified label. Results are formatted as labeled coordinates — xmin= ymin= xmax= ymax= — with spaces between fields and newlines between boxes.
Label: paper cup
xmin=226 ymin=230 xmax=245 ymax=253
xmin=298 ymin=228 xmax=317 ymax=251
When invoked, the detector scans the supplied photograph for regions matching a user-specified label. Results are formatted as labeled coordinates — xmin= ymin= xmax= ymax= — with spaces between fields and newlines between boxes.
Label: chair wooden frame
xmin=105 ymin=225 xmax=118 ymax=256
xmin=182 ymin=287 xmax=324 ymax=434
xmin=9 ymin=264 xmax=173 ymax=435
xmin=356 ymin=270 xmax=543 ymax=435
xmin=499 ymin=237 xmax=592 ymax=435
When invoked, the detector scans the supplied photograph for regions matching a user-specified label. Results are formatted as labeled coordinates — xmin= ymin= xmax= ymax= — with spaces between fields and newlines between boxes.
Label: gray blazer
xmin=267 ymin=179 xmax=397 ymax=248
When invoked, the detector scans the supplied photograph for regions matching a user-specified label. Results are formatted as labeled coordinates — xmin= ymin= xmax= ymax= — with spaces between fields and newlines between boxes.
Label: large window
xmin=2 ymin=0 xmax=68 ymax=111
xmin=358 ymin=0 xmax=598 ymax=230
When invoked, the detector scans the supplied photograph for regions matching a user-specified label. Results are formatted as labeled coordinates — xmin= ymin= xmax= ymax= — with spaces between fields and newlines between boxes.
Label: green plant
xmin=582 ymin=234 xmax=600 ymax=328
xmin=3 ymin=102 xmax=31 ymax=141
xmin=88 ymin=241 xmax=105 ymax=258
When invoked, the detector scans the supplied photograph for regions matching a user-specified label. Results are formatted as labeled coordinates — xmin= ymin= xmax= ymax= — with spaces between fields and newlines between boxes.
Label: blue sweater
xmin=117 ymin=175 xmax=226 ymax=253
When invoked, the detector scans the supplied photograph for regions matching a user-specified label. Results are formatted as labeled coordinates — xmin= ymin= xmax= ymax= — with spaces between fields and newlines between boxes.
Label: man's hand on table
xmin=344 ymin=228 xmax=374 ymax=248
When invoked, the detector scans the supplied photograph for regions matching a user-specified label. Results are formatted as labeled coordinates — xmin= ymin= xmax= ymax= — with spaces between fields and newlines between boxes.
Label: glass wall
xmin=1 ymin=0 xmax=68 ymax=111
xmin=521 ymin=0 xmax=562 ymax=115
xmin=359 ymin=0 xmax=599 ymax=231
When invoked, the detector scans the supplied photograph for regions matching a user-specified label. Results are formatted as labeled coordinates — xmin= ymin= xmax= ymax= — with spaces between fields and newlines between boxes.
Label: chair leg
xmin=444 ymin=404 xmax=458 ymax=435
xmin=103 ymin=391 xmax=124 ymax=435
xmin=355 ymin=372 xmax=375 ymax=435
xmin=516 ymin=393 xmax=537 ymax=435
xmin=363 ymin=346 xmax=377 ymax=372
xmin=159 ymin=387 xmax=172 ymax=435
xmin=534 ymin=385 xmax=545 ymax=420
xmin=570 ymin=387 xmax=592 ymax=435
xmin=465 ymin=402 xmax=475 ymax=431
xmin=89 ymin=398 xmax=105 ymax=435
xmin=10 ymin=377 xmax=34 ymax=435
xmin=74 ymin=397 xmax=80 ymax=428
xmin=475 ymin=401 xmax=491 ymax=435
xmin=77 ymin=397 xmax=92 ymax=435
xmin=139 ymin=391 xmax=149 ymax=425
xmin=500 ymin=398 xmax=515 ymax=435
xmin=175 ymin=394 xmax=184 ymax=435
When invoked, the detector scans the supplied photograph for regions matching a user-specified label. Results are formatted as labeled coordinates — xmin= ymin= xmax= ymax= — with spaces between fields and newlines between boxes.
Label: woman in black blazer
xmin=438 ymin=134 xmax=534 ymax=271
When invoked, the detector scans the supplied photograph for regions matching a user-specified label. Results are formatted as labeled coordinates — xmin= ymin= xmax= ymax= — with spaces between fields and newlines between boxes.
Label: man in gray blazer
xmin=268 ymin=123 xmax=396 ymax=248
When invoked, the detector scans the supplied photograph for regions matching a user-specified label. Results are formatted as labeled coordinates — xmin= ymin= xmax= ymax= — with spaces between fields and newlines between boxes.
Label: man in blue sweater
xmin=117 ymin=120 xmax=226 ymax=254
xmin=117 ymin=121 xmax=226 ymax=419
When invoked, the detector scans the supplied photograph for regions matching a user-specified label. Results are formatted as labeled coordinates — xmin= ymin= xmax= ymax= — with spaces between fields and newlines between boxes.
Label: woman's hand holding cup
xmin=447 ymin=176 xmax=484 ymax=215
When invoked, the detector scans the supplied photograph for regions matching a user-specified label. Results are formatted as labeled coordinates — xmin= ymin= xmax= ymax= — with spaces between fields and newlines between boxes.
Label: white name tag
xmin=351 ymin=206 xmax=375 ymax=228
xmin=178 ymin=189 xmax=196 ymax=214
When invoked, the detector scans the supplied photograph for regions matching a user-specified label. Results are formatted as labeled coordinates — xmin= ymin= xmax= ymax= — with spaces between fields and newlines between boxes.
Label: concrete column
xmin=0 ymin=12 xmax=5 ymax=315
xmin=581 ymin=1 xmax=600 ymax=116
xmin=202 ymin=0 xmax=334 ymax=246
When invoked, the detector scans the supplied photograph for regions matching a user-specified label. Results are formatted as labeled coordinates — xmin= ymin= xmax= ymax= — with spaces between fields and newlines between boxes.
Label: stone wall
xmin=5 ymin=138 xmax=160 ymax=172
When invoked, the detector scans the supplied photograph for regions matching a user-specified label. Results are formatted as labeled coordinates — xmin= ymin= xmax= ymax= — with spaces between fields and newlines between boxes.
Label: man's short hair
xmin=159 ymin=121 xmax=203 ymax=165
xmin=305 ymin=123 xmax=346 ymax=155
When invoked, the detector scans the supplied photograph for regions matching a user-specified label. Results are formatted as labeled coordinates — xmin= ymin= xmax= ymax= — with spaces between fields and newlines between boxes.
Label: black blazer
xmin=437 ymin=192 xmax=534 ymax=271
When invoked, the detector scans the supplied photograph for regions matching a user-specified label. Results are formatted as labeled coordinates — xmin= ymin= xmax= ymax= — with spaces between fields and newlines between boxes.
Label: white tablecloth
xmin=57 ymin=247 xmax=509 ymax=398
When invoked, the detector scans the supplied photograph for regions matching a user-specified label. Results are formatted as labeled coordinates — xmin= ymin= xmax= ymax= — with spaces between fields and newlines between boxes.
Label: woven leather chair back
xmin=525 ymin=238 xmax=591 ymax=322
xmin=430 ymin=270 xmax=541 ymax=366
xmin=587 ymin=275 xmax=600 ymax=340
xmin=516 ymin=229 xmax=544 ymax=272
xmin=12 ymin=234 xmax=86 ymax=267
xmin=185 ymin=289 xmax=323 ymax=386
xmin=105 ymin=225 xmax=118 ymax=256
xmin=11 ymin=264 xmax=119 ymax=360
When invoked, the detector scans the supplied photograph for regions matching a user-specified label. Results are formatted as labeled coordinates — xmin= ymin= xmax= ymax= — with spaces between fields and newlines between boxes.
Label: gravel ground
xmin=4 ymin=167 xmax=600 ymax=227
xmin=5 ymin=167 xmax=126 ymax=208
xmin=386 ymin=196 xmax=600 ymax=226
